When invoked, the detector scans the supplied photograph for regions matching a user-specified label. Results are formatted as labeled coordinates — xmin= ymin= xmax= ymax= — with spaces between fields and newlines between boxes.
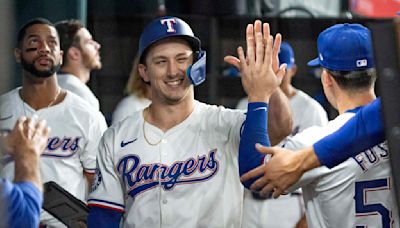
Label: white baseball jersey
xmin=58 ymin=73 xmax=101 ymax=111
xmin=89 ymin=100 xmax=246 ymax=228
xmin=284 ymin=110 xmax=399 ymax=228
xmin=112 ymin=94 xmax=151 ymax=125
xmin=0 ymin=87 xmax=107 ymax=226
xmin=241 ymin=90 xmax=327 ymax=228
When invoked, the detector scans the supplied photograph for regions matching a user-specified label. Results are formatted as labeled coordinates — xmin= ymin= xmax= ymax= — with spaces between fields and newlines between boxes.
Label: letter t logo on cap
xmin=160 ymin=18 xmax=177 ymax=33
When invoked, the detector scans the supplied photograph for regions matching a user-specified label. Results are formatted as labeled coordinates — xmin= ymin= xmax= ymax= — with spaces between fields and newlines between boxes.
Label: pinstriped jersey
xmin=88 ymin=101 xmax=246 ymax=228
xmin=0 ymin=88 xmax=107 ymax=226
xmin=284 ymin=110 xmax=399 ymax=228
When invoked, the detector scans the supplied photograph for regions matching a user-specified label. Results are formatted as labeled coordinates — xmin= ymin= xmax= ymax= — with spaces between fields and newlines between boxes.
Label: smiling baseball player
xmin=87 ymin=16 xmax=290 ymax=227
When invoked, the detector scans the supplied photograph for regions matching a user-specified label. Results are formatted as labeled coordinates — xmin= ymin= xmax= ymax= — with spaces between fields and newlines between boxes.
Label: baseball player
xmin=87 ymin=16 xmax=290 ymax=227
xmin=241 ymin=41 xmax=329 ymax=228
xmin=0 ymin=18 xmax=107 ymax=227
xmin=55 ymin=19 xmax=103 ymax=111
xmin=243 ymin=24 xmax=399 ymax=227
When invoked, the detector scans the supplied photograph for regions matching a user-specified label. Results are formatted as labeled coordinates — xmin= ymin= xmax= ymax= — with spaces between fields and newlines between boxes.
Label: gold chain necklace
xmin=20 ymin=87 xmax=61 ymax=116
xmin=142 ymin=109 xmax=163 ymax=146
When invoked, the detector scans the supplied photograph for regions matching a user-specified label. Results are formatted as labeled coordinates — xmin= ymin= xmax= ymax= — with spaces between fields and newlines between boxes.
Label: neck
xmin=144 ymin=99 xmax=195 ymax=132
xmin=60 ymin=64 xmax=90 ymax=83
xmin=336 ymin=89 xmax=376 ymax=114
xmin=20 ymin=74 xmax=63 ymax=110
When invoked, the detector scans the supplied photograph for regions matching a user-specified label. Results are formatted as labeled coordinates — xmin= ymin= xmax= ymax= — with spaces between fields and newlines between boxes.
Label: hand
xmin=240 ymin=143 xmax=306 ymax=198
xmin=6 ymin=116 xmax=50 ymax=158
xmin=224 ymin=20 xmax=286 ymax=102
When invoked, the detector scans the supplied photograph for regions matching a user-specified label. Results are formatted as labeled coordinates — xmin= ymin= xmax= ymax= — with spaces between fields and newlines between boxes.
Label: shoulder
xmin=63 ymin=92 xmax=104 ymax=121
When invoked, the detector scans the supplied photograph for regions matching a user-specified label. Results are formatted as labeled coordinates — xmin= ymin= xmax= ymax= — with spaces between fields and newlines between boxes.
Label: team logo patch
xmin=117 ymin=149 xmax=219 ymax=198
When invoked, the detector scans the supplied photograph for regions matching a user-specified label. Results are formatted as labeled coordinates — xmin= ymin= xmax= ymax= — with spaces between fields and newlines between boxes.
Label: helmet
xmin=138 ymin=16 xmax=206 ymax=86
xmin=139 ymin=16 xmax=201 ymax=62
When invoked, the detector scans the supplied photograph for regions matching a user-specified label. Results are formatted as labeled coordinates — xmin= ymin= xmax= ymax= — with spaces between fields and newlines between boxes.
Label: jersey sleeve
xmin=80 ymin=112 xmax=108 ymax=174
xmin=0 ymin=179 xmax=42 ymax=228
xmin=88 ymin=129 xmax=125 ymax=213
xmin=314 ymin=98 xmax=384 ymax=168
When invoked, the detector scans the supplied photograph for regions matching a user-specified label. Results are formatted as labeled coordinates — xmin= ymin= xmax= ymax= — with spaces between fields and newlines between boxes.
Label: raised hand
xmin=224 ymin=20 xmax=286 ymax=103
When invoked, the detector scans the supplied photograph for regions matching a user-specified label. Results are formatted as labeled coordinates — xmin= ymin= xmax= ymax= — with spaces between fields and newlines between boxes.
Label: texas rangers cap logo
xmin=160 ymin=18 xmax=177 ymax=33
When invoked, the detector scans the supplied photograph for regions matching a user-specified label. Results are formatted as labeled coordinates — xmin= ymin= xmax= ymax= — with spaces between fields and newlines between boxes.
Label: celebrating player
xmin=87 ymin=16 xmax=291 ymax=227
xmin=242 ymin=23 xmax=399 ymax=227
xmin=0 ymin=18 xmax=107 ymax=227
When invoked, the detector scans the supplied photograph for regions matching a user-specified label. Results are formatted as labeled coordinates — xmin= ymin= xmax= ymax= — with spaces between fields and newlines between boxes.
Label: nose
xmin=94 ymin=41 xmax=101 ymax=50
xmin=38 ymin=41 xmax=50 ymax=54
xmin=167 ymin=60 xmax=181 ymax=77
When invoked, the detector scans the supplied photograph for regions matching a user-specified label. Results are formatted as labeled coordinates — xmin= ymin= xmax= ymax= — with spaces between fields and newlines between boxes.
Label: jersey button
xmin=162 ymin=199 xmax=168 ymax=204
xmin=162 ymin=139 xmax=167 ymax=144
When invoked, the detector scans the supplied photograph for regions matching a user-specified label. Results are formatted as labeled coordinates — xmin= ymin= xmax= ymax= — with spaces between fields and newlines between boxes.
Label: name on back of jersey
xmin=352 ymin=142 xmax=389 ymax=172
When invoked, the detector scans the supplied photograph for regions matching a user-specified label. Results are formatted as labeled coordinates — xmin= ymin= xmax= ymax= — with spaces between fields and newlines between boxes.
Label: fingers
xmin=272 ymin=188 xmax=285 ymax=198
xmin=275 ymin=63 xmax=287 ymax=85
xmin=246 ymin=24 xmax=255 ymax=66
xmin=255 ymin=23 xmax=264 ymax=67
xmin=255 ymin=143 xmax=277 ymax=156
xmin=223 ymin=55 xmax=241 ymax=70
xmin=258 ymin=183 xmax=275 ymax=197
xmin=262 ymin=23 xmax=270 ymax=45
xmin=272 ymin=33 xmax=282 ymax=72
xmin=240 ymin=163 xmax=265 ymax=182
xmin=237 ymin=46 xmax=247 ymax=73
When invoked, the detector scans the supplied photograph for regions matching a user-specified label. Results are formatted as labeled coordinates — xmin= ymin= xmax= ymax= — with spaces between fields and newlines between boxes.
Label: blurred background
xmin=1 ymin=0 xmax=399 ymax=122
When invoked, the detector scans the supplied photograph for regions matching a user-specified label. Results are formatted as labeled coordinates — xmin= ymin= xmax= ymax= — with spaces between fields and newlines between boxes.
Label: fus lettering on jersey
xmin=117 ymin=149 xmax=219 ymax=198
xmin=42 ymin=136 xmax=82 ymax=158
xmin=352 ymin=142 xmax=389 ymax=172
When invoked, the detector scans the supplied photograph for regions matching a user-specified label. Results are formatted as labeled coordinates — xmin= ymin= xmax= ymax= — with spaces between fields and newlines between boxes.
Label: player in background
xmin=0 ymin=18 xmax=107 ymax=227
xmin=1 ymin=116 xmax=49 ymax=228
xmin=241 ymin=41 xmax=328 ymax=228
xmin=112 ymin=55 xmax=151 ymax=125
xmin=55 ymin=19 xmax=103 ymax=111
xmin=243 ymin=23 xmax=399 ymax=227
xmin=87 ymin=16 xmax=291 ymax=227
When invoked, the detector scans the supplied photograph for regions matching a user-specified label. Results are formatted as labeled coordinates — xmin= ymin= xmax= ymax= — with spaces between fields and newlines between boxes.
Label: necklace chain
xmin=20 ymin=87 xmax=61 ymax=116
xmin=142 ymin=120 xmax=163 ymax=146
xmin=142 ymin=109 xmax=163 ymax=146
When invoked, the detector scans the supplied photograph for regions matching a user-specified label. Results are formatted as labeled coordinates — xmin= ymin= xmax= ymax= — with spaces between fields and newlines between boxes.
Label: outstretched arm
xmin=240 ymin=98 xmax=383 ymax=197
xmin=224 ymin=20 xmax=287 ymax=188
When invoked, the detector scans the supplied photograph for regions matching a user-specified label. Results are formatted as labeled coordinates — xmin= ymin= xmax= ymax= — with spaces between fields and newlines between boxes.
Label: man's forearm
xmin=267 ymin=88 xmax=292 ymax=145
xmin=14 ymin=151 xmax=42 ymax=191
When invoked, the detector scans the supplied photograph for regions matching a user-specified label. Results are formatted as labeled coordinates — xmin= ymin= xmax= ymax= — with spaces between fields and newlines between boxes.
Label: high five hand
xmin=224 ymin=20 xmax=286 ymax=103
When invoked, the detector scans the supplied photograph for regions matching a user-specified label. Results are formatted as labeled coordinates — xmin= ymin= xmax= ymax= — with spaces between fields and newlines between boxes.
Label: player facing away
xmin=87 ymin=16 xmax=291 ymax=227
xmin=0 ymin=18 xmax=107 ymax=227
xmin=243 ymin=23 xmax=399 ymax=228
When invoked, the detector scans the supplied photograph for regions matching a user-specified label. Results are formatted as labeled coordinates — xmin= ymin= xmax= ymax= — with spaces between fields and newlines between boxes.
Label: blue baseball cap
xmin=138 ymin=16 xmax=201 ymax=63
xmin=308 ymin=23 xmax=375 ymax=71
xmin=279 ymin=42 xmax=295 ymax=69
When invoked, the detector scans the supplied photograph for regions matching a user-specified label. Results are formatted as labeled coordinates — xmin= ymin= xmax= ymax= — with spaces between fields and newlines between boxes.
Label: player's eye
xmin=177 ymin=57 xmax=189 ymax=63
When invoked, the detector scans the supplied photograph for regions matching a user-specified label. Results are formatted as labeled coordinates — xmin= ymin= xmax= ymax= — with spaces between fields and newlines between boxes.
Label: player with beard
xmin=55 ymin=19 xmax=103 ymax=111
xmin=0 ymin=18 xmax=107 ymax=227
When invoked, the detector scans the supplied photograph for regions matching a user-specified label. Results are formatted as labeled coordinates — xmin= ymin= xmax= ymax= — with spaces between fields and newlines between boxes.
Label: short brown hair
xmin=55 ymin=19 xmax=84 ymax=66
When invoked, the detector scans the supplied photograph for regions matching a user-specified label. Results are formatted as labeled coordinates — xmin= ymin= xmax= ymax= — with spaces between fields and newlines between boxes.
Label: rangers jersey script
xmin=0 ymin=88 xmax=107 ymax=226
xmin=88 ymin=101 xmax=246 ymax=227
xmin=284 ymin=110 xmax=399 ymax=228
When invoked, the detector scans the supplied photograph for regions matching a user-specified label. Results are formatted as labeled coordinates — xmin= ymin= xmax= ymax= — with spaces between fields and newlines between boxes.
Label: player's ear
xmin=14 ymin=48 xmax=21 ymax=63
xmin=67 ymin=47 xmax=81 ymax=61
xmin=138 ymin=63 xmax=150 ymax=84
xmin=321 ymin=69 xmax=333 ymax=87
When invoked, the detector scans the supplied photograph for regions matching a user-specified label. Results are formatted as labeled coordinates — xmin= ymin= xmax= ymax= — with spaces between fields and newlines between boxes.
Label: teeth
xmin=167 ymin=80 xmax=181 ymax=86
